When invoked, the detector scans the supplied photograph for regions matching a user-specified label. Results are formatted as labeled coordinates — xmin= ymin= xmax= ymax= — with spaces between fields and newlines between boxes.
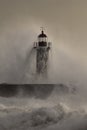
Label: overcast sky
xmin=0 ymin=0 xmax=87 ymax=84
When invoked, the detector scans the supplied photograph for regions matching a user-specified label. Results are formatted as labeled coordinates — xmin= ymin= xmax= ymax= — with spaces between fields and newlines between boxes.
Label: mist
xmin=0 ymin=0 xmax=86 ymax=86
xmin=0 ymin=0 xmax=87 ymax=130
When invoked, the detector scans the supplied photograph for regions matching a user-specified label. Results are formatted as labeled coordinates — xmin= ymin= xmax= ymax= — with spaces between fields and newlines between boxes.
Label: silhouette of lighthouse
xmin=34 ymin=28 xmax=51 ymax=76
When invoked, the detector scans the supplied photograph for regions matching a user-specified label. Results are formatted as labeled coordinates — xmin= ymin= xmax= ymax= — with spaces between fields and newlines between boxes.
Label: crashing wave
xmin=0 ymin=101 xmax=86 ymax=130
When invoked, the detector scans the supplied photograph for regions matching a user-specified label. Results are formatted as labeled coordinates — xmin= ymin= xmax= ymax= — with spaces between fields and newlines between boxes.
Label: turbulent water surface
xmin=0 ymin=84 xmax=86 ymax=130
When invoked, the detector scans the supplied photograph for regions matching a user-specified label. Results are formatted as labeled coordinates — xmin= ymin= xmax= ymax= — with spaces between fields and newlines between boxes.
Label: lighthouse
xmin=34 ymin=29 xmax=51 ymax=76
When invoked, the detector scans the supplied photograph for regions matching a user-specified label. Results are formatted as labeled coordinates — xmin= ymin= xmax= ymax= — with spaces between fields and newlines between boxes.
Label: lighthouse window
xmin=39 ymin=37 xmax=46 ymax=42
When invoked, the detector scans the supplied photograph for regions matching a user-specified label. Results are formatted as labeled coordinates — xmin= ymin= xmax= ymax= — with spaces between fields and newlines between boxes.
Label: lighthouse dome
xmin=38 ymin=30 xmax=47 ymax=38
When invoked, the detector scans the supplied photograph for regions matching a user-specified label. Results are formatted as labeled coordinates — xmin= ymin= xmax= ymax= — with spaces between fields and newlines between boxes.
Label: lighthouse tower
xmin=34 ymin=29 xmax=51 ymax=76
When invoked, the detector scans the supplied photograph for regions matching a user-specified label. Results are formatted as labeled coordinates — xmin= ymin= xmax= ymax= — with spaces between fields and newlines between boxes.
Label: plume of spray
xmin=20 ymin=48 xmax=36 ymax=84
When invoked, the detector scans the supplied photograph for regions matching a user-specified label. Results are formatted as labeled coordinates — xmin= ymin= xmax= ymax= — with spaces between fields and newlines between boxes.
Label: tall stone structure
xmin=34 ymin=29 xmax=51 ymax=76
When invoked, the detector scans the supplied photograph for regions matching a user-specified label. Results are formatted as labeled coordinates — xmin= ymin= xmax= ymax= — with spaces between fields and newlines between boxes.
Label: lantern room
xmin=38 ymin=30 xmax=47 ymax=47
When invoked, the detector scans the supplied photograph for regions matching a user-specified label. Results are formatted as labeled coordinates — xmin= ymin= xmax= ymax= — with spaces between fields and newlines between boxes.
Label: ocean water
xmin=0 ymin=84 xmax=86 ymax=130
